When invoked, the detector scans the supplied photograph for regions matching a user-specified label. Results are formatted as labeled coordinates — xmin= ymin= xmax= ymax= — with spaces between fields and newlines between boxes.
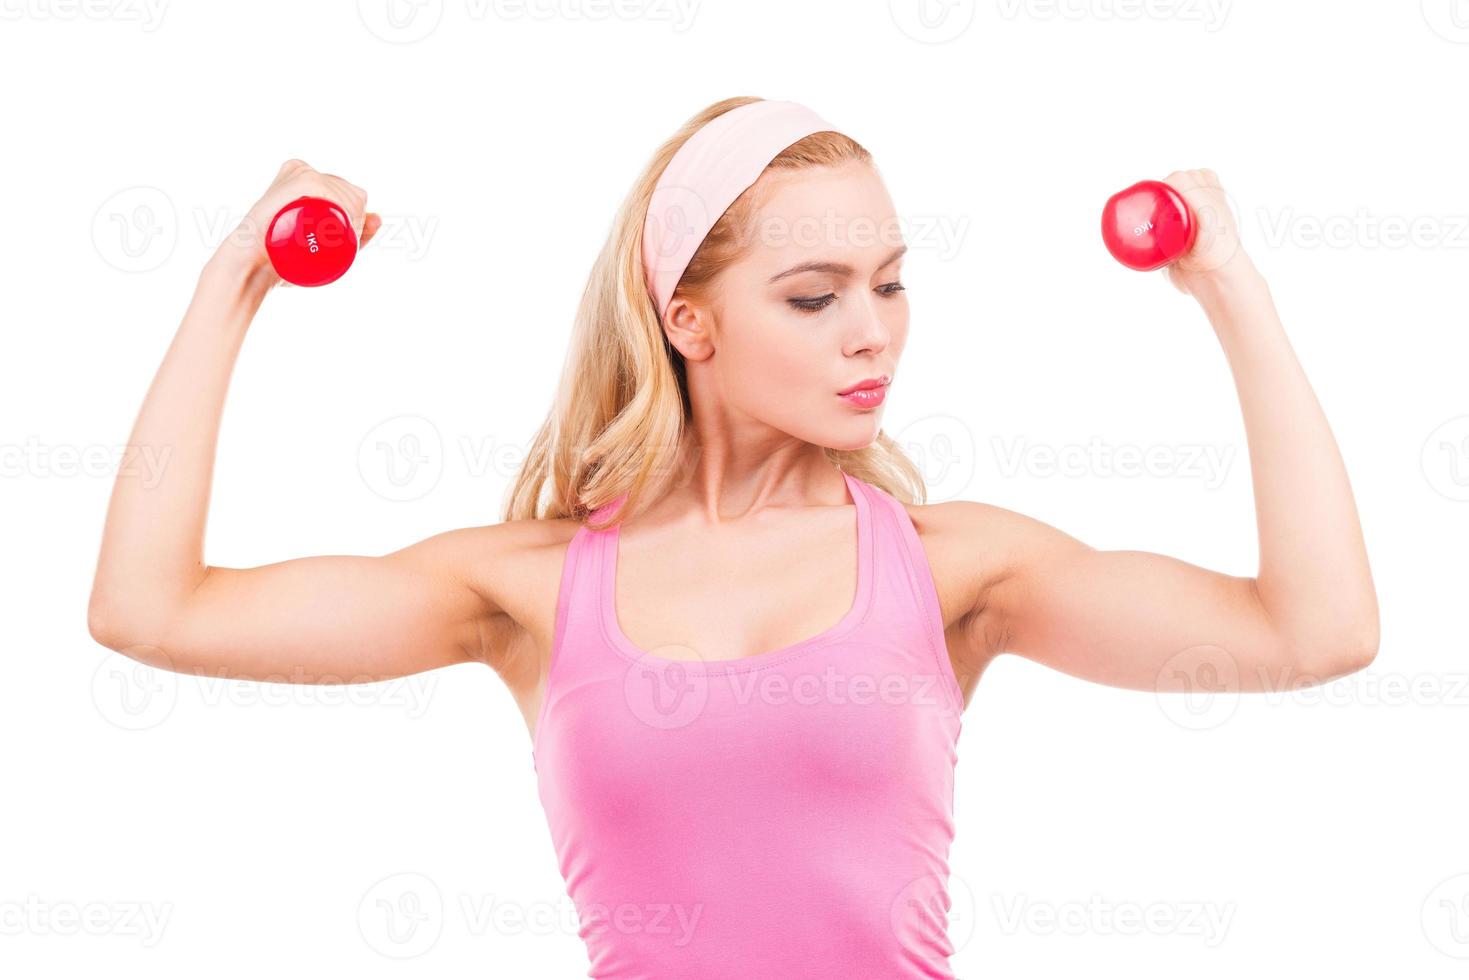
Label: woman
xmin=87 ymin=96 xmax=1379 ymax=977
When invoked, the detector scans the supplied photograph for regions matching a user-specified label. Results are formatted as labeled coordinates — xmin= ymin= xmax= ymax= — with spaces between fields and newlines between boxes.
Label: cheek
xmin=724 ymin=313 xmax=823 ymax=389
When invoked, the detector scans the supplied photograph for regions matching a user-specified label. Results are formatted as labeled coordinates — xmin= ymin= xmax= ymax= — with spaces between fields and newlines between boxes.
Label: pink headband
xmin=640 ymin=99 xmax=839 ymax=324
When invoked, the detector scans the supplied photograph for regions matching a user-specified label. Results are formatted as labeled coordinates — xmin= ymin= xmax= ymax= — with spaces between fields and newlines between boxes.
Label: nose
xmin=843 ymin=291 xmax=893 ymax=358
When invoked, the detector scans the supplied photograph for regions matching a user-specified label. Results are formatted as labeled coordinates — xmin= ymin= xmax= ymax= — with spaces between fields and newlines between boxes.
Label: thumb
xmin=358 ymin=212 xmax=383 ymax=249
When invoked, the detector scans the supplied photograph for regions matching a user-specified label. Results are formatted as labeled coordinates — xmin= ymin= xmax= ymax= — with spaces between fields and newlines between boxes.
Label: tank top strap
xmin=531 ymin=497 xmax=628 ymax=768
xmin=846 ymin=474 xmax=965 ymax=714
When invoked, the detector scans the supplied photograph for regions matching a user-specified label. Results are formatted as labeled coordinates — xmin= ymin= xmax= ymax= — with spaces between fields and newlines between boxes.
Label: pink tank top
xmin=532 ymin=470 xmax=965 ymax=978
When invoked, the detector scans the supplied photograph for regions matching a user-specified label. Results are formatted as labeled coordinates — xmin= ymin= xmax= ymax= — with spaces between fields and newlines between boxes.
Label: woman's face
xmin=670 ymin=161 xmax=908 ymax=453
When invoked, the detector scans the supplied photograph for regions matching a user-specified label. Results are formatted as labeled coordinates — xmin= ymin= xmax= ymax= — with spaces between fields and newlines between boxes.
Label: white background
xmin=3 ymin=0 xmax=1465 ymax=976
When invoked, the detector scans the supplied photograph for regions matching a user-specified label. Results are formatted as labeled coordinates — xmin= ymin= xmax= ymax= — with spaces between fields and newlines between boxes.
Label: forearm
xmin=1191 ymin=255 xmax=1379 ymax=666
xmin=89 ymin=255 xmax=272 ymax=636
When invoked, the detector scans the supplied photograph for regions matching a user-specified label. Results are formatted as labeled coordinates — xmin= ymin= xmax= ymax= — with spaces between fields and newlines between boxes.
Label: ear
xmin=662 ymin=296 xmax=716 ymax=362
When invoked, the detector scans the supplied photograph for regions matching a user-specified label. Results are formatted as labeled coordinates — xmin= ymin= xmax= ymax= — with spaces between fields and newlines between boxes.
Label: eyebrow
xmin=766 ymin=244 xmax=908 ymax=284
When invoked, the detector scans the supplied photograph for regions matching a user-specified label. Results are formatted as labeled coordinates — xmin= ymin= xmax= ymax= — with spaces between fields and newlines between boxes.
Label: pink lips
xmin=838 ymin=375 xmax=889 ymax=408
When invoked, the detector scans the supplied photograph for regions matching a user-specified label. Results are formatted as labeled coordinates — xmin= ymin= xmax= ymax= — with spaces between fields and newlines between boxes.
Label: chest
xmin=611 ymin=509 xmax=859 ymax=664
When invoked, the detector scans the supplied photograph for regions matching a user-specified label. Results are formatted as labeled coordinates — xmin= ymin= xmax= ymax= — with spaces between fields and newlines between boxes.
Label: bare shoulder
xmin=895 ymin=496 xmax=1070 ymax=664
xmin=426 ymin=514 xmax=583 ymax=672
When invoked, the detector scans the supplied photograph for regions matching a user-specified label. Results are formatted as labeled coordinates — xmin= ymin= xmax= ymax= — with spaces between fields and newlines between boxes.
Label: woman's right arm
xmin=86 ymin=160 xmax=505 ymax=684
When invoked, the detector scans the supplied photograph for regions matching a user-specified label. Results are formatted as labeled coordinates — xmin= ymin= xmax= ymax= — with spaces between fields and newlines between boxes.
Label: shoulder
xmin=412 ymin=515 xmax=585 ymax=669
xmin=457 ymin=514 xmax=584 ymax=613
xmin=893 ymin=495 xmax=1077 ymax=637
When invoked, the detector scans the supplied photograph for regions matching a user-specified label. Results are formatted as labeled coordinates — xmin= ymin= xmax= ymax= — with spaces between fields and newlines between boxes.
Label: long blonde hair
xmin=504 ymin=96 xmax=928 ymax=531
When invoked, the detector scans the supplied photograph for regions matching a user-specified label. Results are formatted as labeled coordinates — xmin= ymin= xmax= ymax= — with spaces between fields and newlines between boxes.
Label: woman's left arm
xmin=966 ymin=169 xmax=1379 ymax=694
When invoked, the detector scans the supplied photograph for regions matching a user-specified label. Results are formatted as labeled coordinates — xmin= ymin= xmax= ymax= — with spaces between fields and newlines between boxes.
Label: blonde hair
xmin=504 ymin=96 xmax=928 ymax=531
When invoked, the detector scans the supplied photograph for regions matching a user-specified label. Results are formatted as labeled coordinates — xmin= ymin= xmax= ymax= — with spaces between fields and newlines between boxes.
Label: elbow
xmin=87 ymin=586 xmax=156 ymax=655
xmin=1294 ymin=618 xmax=1380 ymax=683
xmin=88 ymin=581 xmax=188 ymax=670
xmin=87 ymin=592 xmax=129 ymax=652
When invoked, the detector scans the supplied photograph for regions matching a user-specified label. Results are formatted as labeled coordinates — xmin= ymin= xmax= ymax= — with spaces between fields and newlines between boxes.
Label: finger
xmin=317 ymin=176 xmax=368 ymax=241
xmin=324 ymin=174 xmax=367 ymax=210
xmin=359 ymin=212 xmax=383 ymax=249
xmin=1161 ymin=169 xmax=1198 ymax=192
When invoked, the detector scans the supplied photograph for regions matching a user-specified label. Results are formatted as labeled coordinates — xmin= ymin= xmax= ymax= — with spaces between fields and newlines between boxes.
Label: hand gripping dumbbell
xmin=264 ymin=196 xmax=358 ymax=287
xmin=1100 ymin=180 xmax=1196 ymax=272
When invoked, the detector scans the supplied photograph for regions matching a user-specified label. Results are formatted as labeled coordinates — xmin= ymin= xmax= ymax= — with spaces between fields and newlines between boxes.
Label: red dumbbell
xmin=1100 ymin=180 xmax=1196 ymax=271
xmin=265 ymin=196 xmax=358 ymax=287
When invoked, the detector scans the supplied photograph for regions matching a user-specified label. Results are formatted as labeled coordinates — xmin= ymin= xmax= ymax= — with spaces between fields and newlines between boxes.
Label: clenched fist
xmin=212 ymin=159 xmax=382 ymax=288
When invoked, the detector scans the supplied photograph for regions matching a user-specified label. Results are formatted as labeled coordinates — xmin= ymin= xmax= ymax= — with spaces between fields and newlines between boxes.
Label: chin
xmin=819 ymin=424 xmax=882 ymax=453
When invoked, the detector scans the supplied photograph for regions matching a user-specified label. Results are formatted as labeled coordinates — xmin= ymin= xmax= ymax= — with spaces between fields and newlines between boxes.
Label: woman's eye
xmin=789 ymin=293 xmax=837 ymax=313
xmin=789 ymin=282 xmax=904 ymax=314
